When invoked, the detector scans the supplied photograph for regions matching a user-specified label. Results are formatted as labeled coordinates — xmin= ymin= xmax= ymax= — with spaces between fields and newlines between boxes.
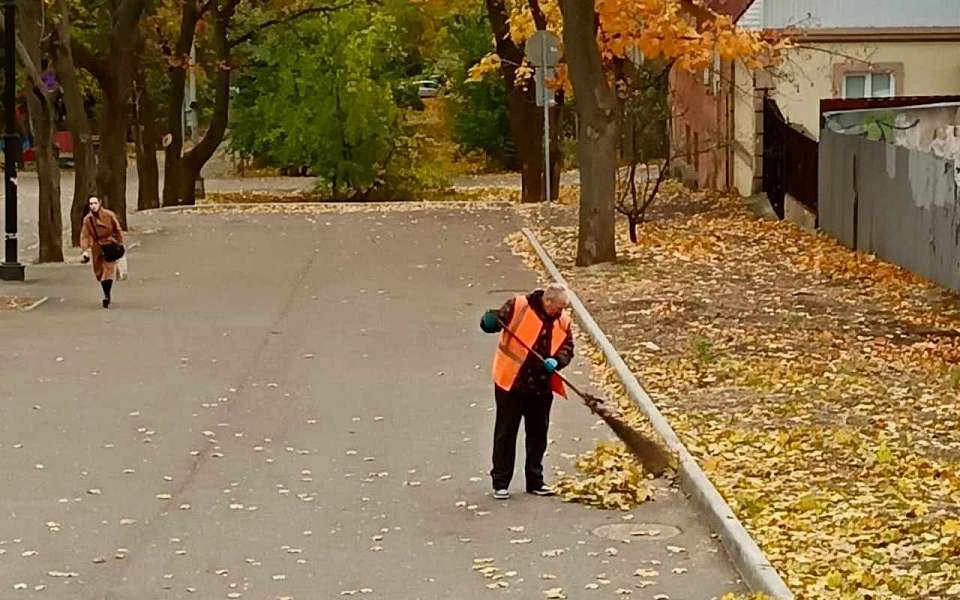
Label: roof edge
xmin=789 ymin=26 xmax=960 ymax=43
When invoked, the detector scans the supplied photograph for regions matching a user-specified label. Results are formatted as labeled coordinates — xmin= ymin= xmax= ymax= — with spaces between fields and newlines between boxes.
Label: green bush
xmin=451 ymin=78 xmax=513 ymax=167
xmin=441 ymin=11 xmax=516 ymax=169
xmin=228 ymin=5 xmax=442 ymax=200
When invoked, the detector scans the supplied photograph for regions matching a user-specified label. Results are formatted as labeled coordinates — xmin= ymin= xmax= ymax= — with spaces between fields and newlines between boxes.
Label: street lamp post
xmin=0 ymin=0 xmax=23 ymax=281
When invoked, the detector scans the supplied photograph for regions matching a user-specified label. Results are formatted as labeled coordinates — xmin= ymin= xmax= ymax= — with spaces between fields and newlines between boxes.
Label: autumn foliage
xmin=469 ymin=0 xmax=789 ymax=86
xmin=523 ymin=185 xmax=960 ymax=598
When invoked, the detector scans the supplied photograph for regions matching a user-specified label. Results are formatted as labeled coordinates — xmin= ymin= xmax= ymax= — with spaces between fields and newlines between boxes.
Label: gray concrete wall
xmin=819 ymin=129 xmax=960 ymax=291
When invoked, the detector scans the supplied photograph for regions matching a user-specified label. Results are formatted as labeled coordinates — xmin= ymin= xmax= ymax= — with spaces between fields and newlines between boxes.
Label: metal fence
xmin=819 ymin=128 xmax=960 ymax=290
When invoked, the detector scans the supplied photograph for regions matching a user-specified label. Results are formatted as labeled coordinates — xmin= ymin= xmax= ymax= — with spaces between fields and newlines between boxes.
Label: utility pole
xmin=0 ymin=0 xmax=24 ymax=281
xmin=542 ymin=39 xmax=551 ymax=205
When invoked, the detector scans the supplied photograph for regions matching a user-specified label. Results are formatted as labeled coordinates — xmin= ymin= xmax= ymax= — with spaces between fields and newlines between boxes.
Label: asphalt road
xmin=0 ymin=205 xmax=745 ymax=599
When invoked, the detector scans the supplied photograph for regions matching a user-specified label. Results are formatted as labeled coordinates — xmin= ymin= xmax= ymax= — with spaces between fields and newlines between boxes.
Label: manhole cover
xmin=592 ymin=523 xmax=682 ymax=542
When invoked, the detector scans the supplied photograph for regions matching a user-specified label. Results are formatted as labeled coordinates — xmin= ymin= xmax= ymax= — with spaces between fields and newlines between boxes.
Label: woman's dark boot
xmin=101 ymin=280 xmax=113 ymax=308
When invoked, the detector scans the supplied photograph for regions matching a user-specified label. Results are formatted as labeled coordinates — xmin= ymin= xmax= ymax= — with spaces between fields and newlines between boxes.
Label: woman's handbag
xmin=101 ymin=243 xmax=125 ymax=263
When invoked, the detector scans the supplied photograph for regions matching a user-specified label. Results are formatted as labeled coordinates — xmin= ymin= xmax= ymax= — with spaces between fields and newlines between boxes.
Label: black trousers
xmin=491 ymin=385 xmax=553 ymax=490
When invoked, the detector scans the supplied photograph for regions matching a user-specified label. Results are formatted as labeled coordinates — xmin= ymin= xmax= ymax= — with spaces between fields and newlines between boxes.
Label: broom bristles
xmin=581 ymin=392 xmax=672 ymax=477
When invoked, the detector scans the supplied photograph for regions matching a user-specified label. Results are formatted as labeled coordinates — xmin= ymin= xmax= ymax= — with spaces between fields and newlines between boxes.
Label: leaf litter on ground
xmin=512 ymin=183 xmax=960 ymax=599
xmin=553 ymin=440 xmax=653 ymax=511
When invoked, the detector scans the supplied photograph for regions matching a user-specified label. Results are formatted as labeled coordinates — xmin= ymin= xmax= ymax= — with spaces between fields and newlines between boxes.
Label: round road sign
xmin=524 ymin=30 xmax=562 ymax=68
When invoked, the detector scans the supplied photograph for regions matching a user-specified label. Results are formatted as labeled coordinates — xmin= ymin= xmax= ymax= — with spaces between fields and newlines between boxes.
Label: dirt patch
xmin=203 ymin=191 xmax=323 ymax=204
xmin=201 ymin=183 xmax=583 ymax=206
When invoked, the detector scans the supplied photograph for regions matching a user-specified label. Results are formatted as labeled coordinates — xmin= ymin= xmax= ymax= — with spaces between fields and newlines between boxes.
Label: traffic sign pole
xmin=525 ymin=30 xmax=561 ymax=204
xmin=542 ymin=36 xmax=551 ymax=203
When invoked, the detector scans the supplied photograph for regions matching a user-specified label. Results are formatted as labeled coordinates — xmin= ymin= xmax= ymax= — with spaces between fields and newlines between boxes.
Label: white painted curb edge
xmin=522 ymin=228 xmax=794 ymax=600
xmin=21 ymin=296 xmax=49 ymax=312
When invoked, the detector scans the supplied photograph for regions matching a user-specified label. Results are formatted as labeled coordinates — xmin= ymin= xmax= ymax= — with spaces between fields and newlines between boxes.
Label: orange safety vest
xmin=492 ymin=295 xmax=571 ymax=397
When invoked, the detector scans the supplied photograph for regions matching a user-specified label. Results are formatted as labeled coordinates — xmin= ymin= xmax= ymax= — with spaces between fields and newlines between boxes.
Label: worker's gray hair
xmin=543 ymin=283 xmax=570 ymax=306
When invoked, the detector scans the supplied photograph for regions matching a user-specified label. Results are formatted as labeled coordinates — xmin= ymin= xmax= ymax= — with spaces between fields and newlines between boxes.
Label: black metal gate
xmin=763 ymin=97 xmax=819 ymax=220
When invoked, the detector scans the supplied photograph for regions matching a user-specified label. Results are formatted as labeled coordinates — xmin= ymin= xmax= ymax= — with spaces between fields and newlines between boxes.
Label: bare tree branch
xmin=528 ymin=0 xmax=548 ymax=30
xmin=789 ymin=43 xmax=884 ymax=66
xmin=229 ymin=1 xmax=357 ymax=48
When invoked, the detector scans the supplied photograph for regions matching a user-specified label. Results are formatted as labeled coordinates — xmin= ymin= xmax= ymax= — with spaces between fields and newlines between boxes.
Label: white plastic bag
xmin=116 ymin=255 xmax=128 ymax=281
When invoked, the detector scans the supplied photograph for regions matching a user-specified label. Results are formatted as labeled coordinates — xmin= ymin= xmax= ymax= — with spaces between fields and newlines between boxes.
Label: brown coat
xmin=80 ymin=208 xmax=124 ymax=282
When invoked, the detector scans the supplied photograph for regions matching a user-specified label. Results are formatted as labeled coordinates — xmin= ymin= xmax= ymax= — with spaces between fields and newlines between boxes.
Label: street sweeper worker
xmin=480 ymin=283 xmax=574 ymax=500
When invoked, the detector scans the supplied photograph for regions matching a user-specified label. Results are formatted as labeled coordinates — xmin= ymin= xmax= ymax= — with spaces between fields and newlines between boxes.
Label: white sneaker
xmin=493 ymin=489 xmax=510 ymax=500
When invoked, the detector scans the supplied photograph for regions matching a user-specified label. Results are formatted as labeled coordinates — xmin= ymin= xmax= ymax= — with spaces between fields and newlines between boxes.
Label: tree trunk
xmin=550 ymin=93 xmax=563 ymax=199
xmin=96 ymin=86 xmax=129 ymax=229
xmin=513 ymin=100 xmax=563 ymax=203
xmin=70 ymin=0 xmax=148 ymax=229
xmin=52 ymin=0 xmax=96 ymax=246
xmin=132 ymin=100 xmax=160 ymax=211
xmin=162 ymin=0 xmax=199 ymax=207
xmin=69 ymin=138 xmax=96 ymax=246
xmin=509 ymin=91 xmax=544 ymax=203
xmin=26 ymin=93 xmax=64 ymax=262
xmin=484 ymin=0 xmax=562 ymax=203
xmin=133 ymin=57 xmax=160 ymax=210
xmin=164 ymin=2 xmax=236 ymax=207
xmin=575 ymin=116 xmax=618 ymax=264
xmin=19 ymin=0 xmax=63 ymax=262
xmin=165 ymin=161 xmax=202 ymax=205
xmin=560 ymin=0 xmax=618 ymax=266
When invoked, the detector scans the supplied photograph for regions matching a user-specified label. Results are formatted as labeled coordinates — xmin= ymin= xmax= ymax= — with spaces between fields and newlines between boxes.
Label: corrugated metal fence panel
xmin=895 ymin=149 xmax=960 ymax=288
xmin=818 ymin=130 xmax=857 ymax=246
xmin=764 ymin=0 xmax=960 ymax=29
xmin=819 ymin=129 xmax=960 ymax=291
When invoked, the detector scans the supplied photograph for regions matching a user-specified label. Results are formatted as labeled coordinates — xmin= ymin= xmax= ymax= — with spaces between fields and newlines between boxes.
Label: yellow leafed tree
xmin=472 ymin=0 xmax=786 ymax=85
xmin=471 ymin=0 xmax=787 ymax=265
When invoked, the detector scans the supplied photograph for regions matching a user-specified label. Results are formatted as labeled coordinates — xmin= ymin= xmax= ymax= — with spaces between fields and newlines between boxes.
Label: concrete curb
xmin=521 ymin=228 xmax=794 ymax=600
xmin=21 ymin=296 xmax=49 ymax=312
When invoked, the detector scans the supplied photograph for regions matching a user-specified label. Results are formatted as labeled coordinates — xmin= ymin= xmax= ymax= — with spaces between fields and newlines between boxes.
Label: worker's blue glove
xmin=480 ymin=310 xmax=501 ymax=333
xmin=543 ymin=358 xmax=559 ymax=373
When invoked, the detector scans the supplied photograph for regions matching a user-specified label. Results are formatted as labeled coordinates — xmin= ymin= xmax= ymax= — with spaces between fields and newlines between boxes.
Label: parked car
xmin=416 ymin=80 xmax=441 ymax=99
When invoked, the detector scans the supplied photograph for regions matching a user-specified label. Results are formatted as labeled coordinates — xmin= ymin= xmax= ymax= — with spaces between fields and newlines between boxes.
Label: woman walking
xmin=80 ymin=196 xmax=125 ymax=308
